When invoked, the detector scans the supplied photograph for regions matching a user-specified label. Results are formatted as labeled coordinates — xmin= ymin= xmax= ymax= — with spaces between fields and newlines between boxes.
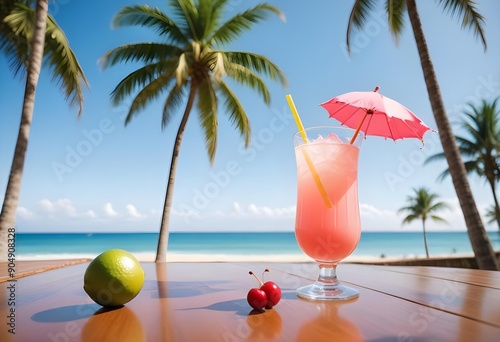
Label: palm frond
xmin=44 ymin=14 xmax=89 ymax=116
xmin=224 ymin=51 xmax=287 ymax=87
xmin=176 ymin=0 xmax=219 ymax=41
xmin=175 ymin=52 xmax=189 ymax=86
xmin=170 ymin=0 xmax=199 ymax=40
xmin=437 ymin=0 xmax=487 ymax=50
xmin=196 ymin=78 xmax=218 ymax=164
xmin=424 ymin=151 xmax=446 ymax=165
xmin=161 ymin=84 xmax=186 ymax=129
xmin=123 ymin=73 xmax=174 ymax=125
xmin=461 ymin=113 xmax=486 ymax=144
xmin=201 ymin=0 xmax=230 ymax=36
xmin=455 ymin=135 xmax=482 ymax=157
xmin=113 ymin=4 xmax=188 ymax=44
xmin=402 ymin=214 xmax=419 ymax=224
xmin=2 ymin=2 xmax=32 ymax=36
xmin=209 ymin=3 xmax=284 ymax=46
xmin=485 ymin=205 xmax=497 ymax=224
xmin=429 ymin=201 xmax=450 ymax=211
xmin=194 ymin=0 xmax=221 ymax=40
xmin=110 ymin=61 xmax=177 ymax=105
xmin=3 ymin=2 xmax=88 ymax=115
xmin=224 ymin=59 xmax=271 ymax=105
xmin=463 ymin=160 xmax=482 ymax=176
xmin=346 ymin=0 xmax=377 ymax=53
xmin=100 ymin=43 xmax=183 ymax=69
xmin=462 ymin=99 xmax=500 ymax=148
xmin=450 ymin=98 xmax=500 ymax=182
xmin=386 ymin=0 xmax=406 ymax=44
xmin=1 ymin=1 xmax=31 ymax=74
xmin=436 ymin=168 xmax=451 ymax=182
xmin=427 ymin=158 xmax=461 ymax=183
xmin=430 ymin=215 xmax=448 ymax=223
xmin=397 ymin=205 xmax=415 ymax=214
xmin=217 ymin=80 xmax=251 ymax=147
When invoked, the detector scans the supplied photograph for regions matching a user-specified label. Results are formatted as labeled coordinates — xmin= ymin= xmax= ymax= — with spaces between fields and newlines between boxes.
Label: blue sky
xmin=1 ymin=0 xmax=499 ymax=233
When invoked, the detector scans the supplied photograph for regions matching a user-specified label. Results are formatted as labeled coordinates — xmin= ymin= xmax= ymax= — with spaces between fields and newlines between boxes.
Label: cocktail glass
xmin=294 ymin=126 xmax=363 ymax=300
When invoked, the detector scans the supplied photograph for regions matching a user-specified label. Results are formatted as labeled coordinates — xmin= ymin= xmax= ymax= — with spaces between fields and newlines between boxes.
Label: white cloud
xmin=39 ymin=199 xmax=55 ymax=212
xmin=103 ymin=202 xmax=118 ymax=217
xmin=360 ymin=203 xmax=397 ymax=219
xmin=17 ymin=206 xmax=34 ymax=220
xmin=222 ymin=202 xmax=296 ymax=219
xmin=126 ymin=204 xmax=145 ymax=219
xmin=86 ymin=210 xmax=97 ymax=218
xmin=172 ymin=207 xmax=201 ymax=219
xmin=341 ymin=202 xmax=399 ymax=231
xmin=39 ymin=198 xmax=77 ymax=217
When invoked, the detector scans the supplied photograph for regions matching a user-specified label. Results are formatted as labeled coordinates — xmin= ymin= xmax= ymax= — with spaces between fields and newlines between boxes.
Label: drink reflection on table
xmin=296 ymin=300 xmax=363 ymax=341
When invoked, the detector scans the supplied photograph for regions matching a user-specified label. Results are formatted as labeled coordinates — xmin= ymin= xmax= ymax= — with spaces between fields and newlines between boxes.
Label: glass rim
xmin=293 ymin=125 xmax=362 ymax=136
xmin=293 ymin=125 xmax=364 ymax=145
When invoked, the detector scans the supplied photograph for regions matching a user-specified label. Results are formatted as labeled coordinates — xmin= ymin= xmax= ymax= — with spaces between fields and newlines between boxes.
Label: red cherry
xmin=260 ymin=269 xmax=281 ymax=309
xmin=261 ymin=281 xmax=281 ymax=309
xmin=247 ymin=269 xmax=282 ymax=310
xmin=247 ymin=288 xmax=267 ymax=311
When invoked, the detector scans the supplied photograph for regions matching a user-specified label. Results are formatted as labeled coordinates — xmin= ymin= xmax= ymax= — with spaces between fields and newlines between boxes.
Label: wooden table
xmin=1 ymin=261 xmax=499 ymax=341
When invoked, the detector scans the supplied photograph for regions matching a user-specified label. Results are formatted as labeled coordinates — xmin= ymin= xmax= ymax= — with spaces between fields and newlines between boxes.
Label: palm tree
xmin=346 ymin=0 xmax=499 ymax=270
xmin=101 ymin=0 xmax=287 ymax=262
xmin=485 ymin=205 xmax=497 ymax=226
xmin=426 ymin=98 xmax=500 ymax=231
xmin=0 ymin=0 xmax=88 ymax=261
xmin=398 ymin=187 xmax=450 ymax=258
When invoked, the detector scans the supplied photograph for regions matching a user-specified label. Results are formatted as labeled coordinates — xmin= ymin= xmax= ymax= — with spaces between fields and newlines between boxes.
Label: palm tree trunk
xmin=155 ymin=83 xmax=197 ymax=263
xmin=405 ymin=0 xmax=499 ymax=270
xmin=0 ymin=0 xmax=48 ymax=262
xmin=422 ymin=218 xmax=429 ymax=258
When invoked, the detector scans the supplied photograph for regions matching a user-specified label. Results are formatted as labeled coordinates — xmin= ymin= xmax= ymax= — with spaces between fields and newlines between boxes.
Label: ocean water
xmin=13 ymin=231 xmax=500 ymax=260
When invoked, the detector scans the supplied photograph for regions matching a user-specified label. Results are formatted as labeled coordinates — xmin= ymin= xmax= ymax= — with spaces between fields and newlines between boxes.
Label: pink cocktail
xmin=294 ymin=126 xmax=362 ymax=300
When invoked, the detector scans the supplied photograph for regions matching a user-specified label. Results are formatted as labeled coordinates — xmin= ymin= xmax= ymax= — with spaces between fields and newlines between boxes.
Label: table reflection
xmin=296 ymin=300 xmax=363 ymax=341
xmin=81 ymin=306 xmax=145 ymax=342
xmin=246 ymin=309 xmax=283 ymax=341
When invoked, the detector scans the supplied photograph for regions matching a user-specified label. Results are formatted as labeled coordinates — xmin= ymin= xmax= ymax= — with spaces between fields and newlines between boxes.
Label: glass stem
xmin=317 ymin=263 xmax=340 ymax=286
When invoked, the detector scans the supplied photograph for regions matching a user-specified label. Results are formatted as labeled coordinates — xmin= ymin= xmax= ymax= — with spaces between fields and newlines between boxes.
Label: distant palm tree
xmin=485 ymin=205 xmax=497 ymax=225
xmin=101 ymin=0 xmax=287 ymax=262
xmin=426 ymin=98 xmax=500 ymax=231
xmin=346 ymin=0 xmax=499 ymax=270
xmin=0 ymin=0 xmax=88 ymax=261
xmin=398 ymin=187 xmax=450 ymax=258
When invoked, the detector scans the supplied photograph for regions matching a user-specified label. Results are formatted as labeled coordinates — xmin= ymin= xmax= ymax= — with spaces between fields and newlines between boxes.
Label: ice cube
xmin=326 ymin=133 xmax=342 ymax=143
xmin=312 ymin=134 xmax=324 ymax=142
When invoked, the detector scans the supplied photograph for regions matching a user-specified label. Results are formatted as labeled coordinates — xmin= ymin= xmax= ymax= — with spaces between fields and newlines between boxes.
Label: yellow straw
xmin=286 ymin=94 xmax=332 ymax=208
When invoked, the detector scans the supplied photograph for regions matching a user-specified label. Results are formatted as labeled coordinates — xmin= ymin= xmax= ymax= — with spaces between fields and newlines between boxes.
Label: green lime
xmin=83 ymin=249 xmax=145 ymax=307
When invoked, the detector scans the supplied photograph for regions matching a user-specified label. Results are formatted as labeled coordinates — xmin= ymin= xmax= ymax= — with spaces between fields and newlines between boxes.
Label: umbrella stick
xmin=349 ymin=111 xmax=369 ymax=144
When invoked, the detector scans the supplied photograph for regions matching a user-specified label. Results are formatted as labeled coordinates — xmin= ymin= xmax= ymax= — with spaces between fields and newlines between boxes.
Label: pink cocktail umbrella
xmin=320 ymin=86 xmax=435 ymax=144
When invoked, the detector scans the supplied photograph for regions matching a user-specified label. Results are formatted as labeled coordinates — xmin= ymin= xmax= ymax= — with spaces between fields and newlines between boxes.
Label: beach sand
xmin=17 ymin=251 xmax=475 ymax=264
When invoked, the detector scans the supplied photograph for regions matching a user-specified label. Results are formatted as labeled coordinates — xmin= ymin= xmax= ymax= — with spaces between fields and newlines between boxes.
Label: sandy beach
xmin=16 ymin=251 xmax=478 ymax=264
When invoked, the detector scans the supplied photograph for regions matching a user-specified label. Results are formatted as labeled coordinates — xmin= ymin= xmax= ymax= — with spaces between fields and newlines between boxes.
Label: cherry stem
xmin=249 ymin=271 xmax=263 ymax=287
xmin=262 ymin=269 xmax=269 ymax=281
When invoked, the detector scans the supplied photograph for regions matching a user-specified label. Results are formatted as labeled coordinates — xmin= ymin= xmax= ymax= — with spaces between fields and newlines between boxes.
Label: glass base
xmin=296 ymin=263 xmax=359 ymax=301
xmin=297 ymin=282 xmax=359 ymax=301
